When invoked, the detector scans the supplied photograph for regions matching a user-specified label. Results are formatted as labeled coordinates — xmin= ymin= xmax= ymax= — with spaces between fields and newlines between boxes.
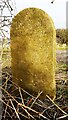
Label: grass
xmin=56 ymin=44 xmax=68 ymax=50
xmin=1 ymin=69 xmax=68 ymax=120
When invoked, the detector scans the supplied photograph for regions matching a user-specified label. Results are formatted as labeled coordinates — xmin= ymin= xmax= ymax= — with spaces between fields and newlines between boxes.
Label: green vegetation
xmin=56 ymin=29 xmax=68 ymax=44
xmin=56 ymin=43 xmax=68 ymax=50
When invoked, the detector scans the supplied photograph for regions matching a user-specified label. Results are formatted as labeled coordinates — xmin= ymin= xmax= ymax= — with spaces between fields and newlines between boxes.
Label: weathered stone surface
xmin=10 ymin=8 xmax=56 ymax=100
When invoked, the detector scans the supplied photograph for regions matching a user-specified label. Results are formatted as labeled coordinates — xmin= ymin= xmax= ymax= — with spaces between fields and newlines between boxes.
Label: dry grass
xmin=0 ymin=67 xmax=68 ymax=120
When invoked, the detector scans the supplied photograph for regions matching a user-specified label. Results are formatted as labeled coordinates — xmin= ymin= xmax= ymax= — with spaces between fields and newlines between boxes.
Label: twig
xmin=9 ymin=79 xmax=46 ymax=109
xmin=0 ymin=97 xmax=13 ymax=110
xmin=54 ymin=112 xmax=57 ymax=119
xmin=39 ymin=114 xmax=50 ymax=120
xmin=17 ymin=93 xmax=36 ymax=119
xmin=30 ymin=91 xmax=43 ymax=108
xmin=10 ymin=99 xmax=21 ymax=120
xmin=46 ymin=95 xmax=67 ymax=115
xmin=21 ymin=105 xmax=36 ymax=120
xmin=0 ymin=97 xmax=29 ymax=120
xmin=2 ymin=76 xmax=46 ymax=108
xmin=16 ymin=104 xmax=19 ymax=115
xmin=0 ymin=86 xmax=36 ymax=120
xmin=3 ymin=100 xmax=9 ymax=119
xmin=0 ymin=86 xmax=49 ymax=120
xmin=2 ymin=111 xmax=12 ymax=119
xmin=19 ymin=87 xmax=24 ymax=105
xmin=2 ymin=76 xmax=10 ymax=87
xmin=41 ymin=104 xmax=54 ymax=114
xmin=56 ymin=114 xmax=68 ymax=120
xmin=55 ymin=95 xmax=62 ymax=101
xmin=18 ymin=112 xmax=29 ymax=120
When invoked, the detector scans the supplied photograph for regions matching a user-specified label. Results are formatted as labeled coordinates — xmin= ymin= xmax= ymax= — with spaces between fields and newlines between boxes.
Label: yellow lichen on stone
xmin=10 ymin=8 xmax=56 ymax=100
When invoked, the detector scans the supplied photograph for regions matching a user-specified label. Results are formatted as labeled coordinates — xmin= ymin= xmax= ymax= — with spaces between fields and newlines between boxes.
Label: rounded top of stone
xmin=11 ymin=7 xmax=55 ymax=37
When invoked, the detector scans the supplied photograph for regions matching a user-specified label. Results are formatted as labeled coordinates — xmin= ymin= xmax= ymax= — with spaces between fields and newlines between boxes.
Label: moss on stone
xmin=10 ymin=8 xmax=56 ymax=100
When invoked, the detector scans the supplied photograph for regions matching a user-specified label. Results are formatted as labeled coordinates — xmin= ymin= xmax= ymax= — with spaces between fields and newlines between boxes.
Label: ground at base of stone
xmin=0 ymin=66 xmax=68 ymax=120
